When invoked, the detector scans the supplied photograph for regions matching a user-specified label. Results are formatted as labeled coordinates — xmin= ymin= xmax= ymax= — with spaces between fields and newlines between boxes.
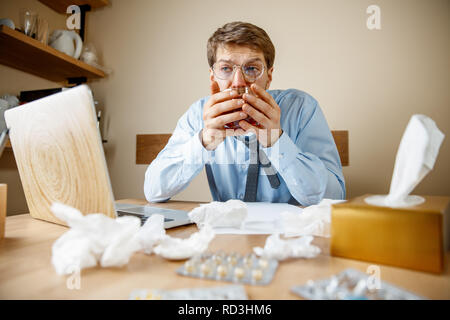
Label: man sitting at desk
xmin=144 ymin=21 xmax=345 ymax=206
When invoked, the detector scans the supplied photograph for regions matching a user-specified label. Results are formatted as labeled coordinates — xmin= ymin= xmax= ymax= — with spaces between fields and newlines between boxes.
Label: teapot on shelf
xmin=49 ymin=30 xmax=83 ymax=59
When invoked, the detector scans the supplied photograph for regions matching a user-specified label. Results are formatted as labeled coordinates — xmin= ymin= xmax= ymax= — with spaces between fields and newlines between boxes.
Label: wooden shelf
xmin=38 ymin=0 xmax=109 ymax=13
xmin=0 ymin=25 xmax=105 ymax=82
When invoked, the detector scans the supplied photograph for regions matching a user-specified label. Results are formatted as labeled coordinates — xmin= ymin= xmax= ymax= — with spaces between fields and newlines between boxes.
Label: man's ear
xmin=265 ymin=67 xmax=273 ymax=90
xmin=209 ymin=68 xmax=215 ymax=83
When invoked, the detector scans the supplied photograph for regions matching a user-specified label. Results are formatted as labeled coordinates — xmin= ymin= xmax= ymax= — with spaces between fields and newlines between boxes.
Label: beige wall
xmin=1 ymin=0 xmax=449 ymax=214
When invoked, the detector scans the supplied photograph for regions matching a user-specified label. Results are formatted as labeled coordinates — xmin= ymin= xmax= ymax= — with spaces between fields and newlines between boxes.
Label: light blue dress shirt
xmin=144 ymin=89 xmax=345 ymax=206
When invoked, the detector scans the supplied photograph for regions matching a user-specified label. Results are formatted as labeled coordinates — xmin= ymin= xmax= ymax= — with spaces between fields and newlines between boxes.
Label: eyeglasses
xmin=212 ymin=60 xmax=265 ymax=82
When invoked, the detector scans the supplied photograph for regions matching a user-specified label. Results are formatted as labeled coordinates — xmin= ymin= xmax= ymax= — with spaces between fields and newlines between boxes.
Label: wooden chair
xmin=331 ymin=130 xmax=349 ymax=166
xmin=136 ymin=130 xmax=349 ymax=166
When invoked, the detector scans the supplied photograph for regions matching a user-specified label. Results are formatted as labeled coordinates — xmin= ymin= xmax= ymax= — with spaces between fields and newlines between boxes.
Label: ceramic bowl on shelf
xmin=0 ymin=18 xmax=15 ymax=30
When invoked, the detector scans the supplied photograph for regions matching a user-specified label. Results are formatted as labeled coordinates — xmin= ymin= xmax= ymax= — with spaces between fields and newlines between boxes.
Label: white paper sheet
xmin=212 ymin=202 xmax=303 ymax=234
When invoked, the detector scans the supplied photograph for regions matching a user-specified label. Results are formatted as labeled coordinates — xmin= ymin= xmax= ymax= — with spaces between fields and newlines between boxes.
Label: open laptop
xmin=4 ymin=85 xmax=191 ymax=228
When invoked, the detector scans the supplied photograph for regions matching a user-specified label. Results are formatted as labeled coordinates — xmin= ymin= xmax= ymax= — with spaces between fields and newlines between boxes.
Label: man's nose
xmin=231 ymin=67 xmax=247 ymax=88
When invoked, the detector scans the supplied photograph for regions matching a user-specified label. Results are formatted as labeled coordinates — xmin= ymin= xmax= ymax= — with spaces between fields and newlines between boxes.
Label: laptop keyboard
xmin=117 ymin=211 xmax=174 ymax=226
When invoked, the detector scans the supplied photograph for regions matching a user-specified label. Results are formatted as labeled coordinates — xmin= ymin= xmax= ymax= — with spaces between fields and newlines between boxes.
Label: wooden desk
xmin=0 ymin=199 xmax=449 ymax=300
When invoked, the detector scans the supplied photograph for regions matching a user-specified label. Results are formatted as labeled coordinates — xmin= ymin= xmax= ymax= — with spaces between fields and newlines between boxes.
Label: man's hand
xmin=239 ymin=83 xmax=282 ymax=148
xmin=201 ymin=82 xmax=248 ymax=150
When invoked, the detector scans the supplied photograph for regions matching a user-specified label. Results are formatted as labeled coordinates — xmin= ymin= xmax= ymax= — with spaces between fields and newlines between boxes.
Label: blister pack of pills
xmin=129 ymin=284 xmax=248 ymax=300
xmin=176 ymin=251 xmax=278 ymax=285
xmin=291 ymin=268 xmax=425 ymax=300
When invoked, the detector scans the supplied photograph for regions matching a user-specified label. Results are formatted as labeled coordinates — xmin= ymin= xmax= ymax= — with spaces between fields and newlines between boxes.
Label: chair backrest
xmin=136 ymin=130 xmax=349 ymax=166
xmin=136 ymin=134 xmax=171 ymax=165
xmin=331 ymin=130 xmax=349 ymax=166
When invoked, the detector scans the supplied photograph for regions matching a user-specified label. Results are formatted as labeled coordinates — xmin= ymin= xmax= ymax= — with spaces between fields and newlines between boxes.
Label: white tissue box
xmin=330 ymin=194 xmax=450 ymax=274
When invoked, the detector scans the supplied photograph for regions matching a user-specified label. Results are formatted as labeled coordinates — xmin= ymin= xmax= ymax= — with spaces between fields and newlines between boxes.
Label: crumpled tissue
xmin=253 ymin=234 xmax=320 ymax=260
xmin=365 ymin=114 xmax=444 ymax=208
xmin=50 ymin=203 xmax=214 ymax=275
xmin=188 ymin=199 xmax=247 ymax=229
xmin=281 ymin=199 xmax=343 ymax=238
xmin=153 ymin=224 xmax=215 ymax=260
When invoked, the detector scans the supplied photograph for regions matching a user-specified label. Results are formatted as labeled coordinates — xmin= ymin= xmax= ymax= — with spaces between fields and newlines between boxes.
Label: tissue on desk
xmin=50 ymin=203 xmax=213 ymax=275
xmin=282 ymin=199 xmax=329 ymax=238
xmin=253 ymin=234 xmax=320 ymax=261
xmin=188 ymin=200 xmax=247 ymax=229
xmin=51 ymin=203 xmax=146 ymax=274
xmin=153 ymin=225 xmax=215 ymax=260
xmin=281 ymin=199 xmax=344 ymax=238
xmin=136 ymin=215 xmax=166 ymax=254
xmin=365 ymin=114 xmax=444 ymax=208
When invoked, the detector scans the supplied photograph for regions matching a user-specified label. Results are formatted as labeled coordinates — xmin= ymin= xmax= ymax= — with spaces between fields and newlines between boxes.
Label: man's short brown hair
xmin=207 ymin=21 xmax=275 ymax=69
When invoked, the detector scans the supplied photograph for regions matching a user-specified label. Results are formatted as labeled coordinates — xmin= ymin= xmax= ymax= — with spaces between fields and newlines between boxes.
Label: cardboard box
xmin=0 ymin=184 xmax=6 ymax=239
xmin=331 ymin=194 xmax=449 ymax=273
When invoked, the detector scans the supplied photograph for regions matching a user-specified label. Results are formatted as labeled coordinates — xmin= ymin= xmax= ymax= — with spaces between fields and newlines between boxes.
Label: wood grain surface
xmin=4 ymin=85 xmax=116 ymax=226
xmin=136 ymin=134 xmax=171 ymax=165
xmin=331 ymin=130 xmax=349 ymax=166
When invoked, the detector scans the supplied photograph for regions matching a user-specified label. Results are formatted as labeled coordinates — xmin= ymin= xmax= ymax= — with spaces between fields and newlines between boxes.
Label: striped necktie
xmin=243 ymin=135 xmax=259 ymax=202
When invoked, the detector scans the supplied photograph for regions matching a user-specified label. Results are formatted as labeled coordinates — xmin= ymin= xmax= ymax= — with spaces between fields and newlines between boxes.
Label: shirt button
xmin=279 ymin=153 xmax=284 ymax=159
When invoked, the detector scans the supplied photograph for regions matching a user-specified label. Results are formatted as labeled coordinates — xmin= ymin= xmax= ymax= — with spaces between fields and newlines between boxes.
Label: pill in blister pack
xmin=129 ymin=284 xmax=248 ymax=300
xmin=176 ymin=251 xmax=278 ymax=285
xmin=291 ymin=268 xmax=425 ymax=300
